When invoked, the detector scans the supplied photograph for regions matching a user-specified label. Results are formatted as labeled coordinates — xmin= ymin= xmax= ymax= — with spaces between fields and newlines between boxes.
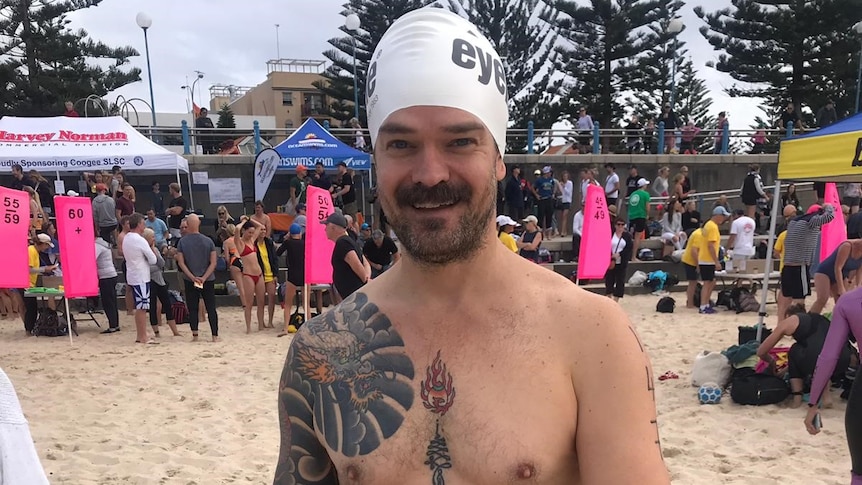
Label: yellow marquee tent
xmin=752 ymin=119 xmax=862 ymax=339
xmin=778 ymin=114 xmax=862 ymax=181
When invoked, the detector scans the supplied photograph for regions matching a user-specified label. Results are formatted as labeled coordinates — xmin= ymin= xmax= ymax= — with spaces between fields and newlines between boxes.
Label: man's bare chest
xmin=295 ymin=297 xmax=578 ymax=484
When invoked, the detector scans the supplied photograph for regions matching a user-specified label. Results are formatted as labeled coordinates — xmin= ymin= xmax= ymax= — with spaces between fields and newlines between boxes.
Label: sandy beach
xmin=0 ymin=296 xmax=853 ymax=484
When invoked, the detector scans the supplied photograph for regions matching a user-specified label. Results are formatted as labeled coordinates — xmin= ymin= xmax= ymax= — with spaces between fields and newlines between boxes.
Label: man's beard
xmin=381 ymin=173 xmax=497 ymax=267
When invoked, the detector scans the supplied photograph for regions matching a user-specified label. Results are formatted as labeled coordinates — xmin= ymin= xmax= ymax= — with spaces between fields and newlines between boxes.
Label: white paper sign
xmin=54 ymin=180 xmax=66 ymax=195
xmin=193 ymin=171 xmax=209 ymax=185
xmin=208 ymin=178 xmax=243 ymax=204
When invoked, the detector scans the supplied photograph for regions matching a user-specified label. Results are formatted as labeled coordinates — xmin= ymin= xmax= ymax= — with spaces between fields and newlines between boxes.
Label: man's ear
xmin=495 ymin=153 xmax=505 ymax=181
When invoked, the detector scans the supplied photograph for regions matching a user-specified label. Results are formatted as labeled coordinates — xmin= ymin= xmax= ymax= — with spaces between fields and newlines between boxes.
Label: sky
xmin=67 ymin=0 xmax=764 ymax=130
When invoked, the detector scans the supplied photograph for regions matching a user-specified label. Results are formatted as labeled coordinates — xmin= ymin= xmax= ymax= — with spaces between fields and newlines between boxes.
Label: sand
xmin=0 ymin=297 xmax=853 ymax=484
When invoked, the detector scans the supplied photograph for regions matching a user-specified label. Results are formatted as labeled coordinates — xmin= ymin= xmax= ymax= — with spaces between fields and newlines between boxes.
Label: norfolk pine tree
xmin=314 ymin=0 xmax=435 ymax=128
xmin=695 ymin=0 xmax=859 ymax=122
xmin=545 ymin=0 xmax=664 ymax=151
xmin=447 ymin=0 xmax=566 ymax=152
xmin=216 ymin=103 xmax=237 ymax=149
xmin=624 ymin=0 xmax=685 ymax=121
xmin=217 ymin=104 xmax=236 ymax=129
xmin=0 ymin=0 xmax=140 ymax=116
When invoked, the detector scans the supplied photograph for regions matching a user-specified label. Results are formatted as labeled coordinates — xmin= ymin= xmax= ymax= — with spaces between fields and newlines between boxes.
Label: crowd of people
xmin=569 ymin=100 xmax=841 ymax=156
xmin=494 ymin=155 xmax=860 ymax=482
xmin=1 ymin=160 xmax=402 ymax=344
xmin=6 ymin=8 xmax=862 ymax=485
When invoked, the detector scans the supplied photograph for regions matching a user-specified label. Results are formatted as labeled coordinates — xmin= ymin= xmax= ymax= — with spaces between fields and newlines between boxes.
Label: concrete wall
xmin=3 ymin=152 xmax=801 ymax=236
xmin=178 ymin=152 xmax=785 ymax=211
xmin=502 ymin=153 xmax=781 ymax=197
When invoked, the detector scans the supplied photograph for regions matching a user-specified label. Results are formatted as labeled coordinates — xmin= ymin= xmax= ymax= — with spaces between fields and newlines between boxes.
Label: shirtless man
xmin=274 ymin=8 xmax=669 ymax=485
xmin=252 ymin=200 xmax=272 ymax=238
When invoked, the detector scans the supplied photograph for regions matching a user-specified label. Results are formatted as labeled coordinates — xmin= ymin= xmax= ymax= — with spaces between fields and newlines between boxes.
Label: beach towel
xmin=0 ymin=368 xmax=50 ymax=485
xmin=722 ymin=341 xmax=760 ymax=366
xmin=754 ymin=347 xmax=790 ymax=374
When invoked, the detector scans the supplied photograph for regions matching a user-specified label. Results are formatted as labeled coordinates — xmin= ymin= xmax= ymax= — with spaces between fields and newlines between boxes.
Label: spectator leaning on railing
xmin=576 ymin=107 xmax=593 ymax=154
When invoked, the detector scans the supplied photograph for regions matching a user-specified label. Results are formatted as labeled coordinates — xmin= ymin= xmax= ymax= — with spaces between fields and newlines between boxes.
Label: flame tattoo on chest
xmin=421 ymin=350 xmax=456 ymax=484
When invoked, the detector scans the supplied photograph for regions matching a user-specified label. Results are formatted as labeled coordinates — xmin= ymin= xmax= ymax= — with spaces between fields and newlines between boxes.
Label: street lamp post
xmin=667 ymin=18 xmax=684 ymax=110
xmin=190 ymin=72 xmax=204 ymax=112
xmin=189 ymin=73 xmax=204 ymax=155
xmin=275 ymin=24 xmax=281 ymax=60
xmin=135 ymin=12 xmax=157 ymax=129
xmin=854 ymin=21 xmax=862 ymax=113
xmin=180 ymin=85 xmax=191 ymax=113
xmin=345 ymin=13 xmax=361 ymax=121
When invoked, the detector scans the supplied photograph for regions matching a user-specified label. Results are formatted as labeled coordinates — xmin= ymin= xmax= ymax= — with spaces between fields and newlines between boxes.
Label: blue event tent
xmin=272 ymin=118 xmax=371 ymax=170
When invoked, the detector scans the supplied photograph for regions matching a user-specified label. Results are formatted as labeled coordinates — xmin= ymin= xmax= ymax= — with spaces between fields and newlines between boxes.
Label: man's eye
xmin=451 ymin=138 xmax=476 ymax=147
xmin=387 ymin=140 xmax=410 ymax=149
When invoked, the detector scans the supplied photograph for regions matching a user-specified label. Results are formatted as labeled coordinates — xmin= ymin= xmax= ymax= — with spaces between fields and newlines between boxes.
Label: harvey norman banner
xmin=0 ymin=116 xmax=189 ymax=173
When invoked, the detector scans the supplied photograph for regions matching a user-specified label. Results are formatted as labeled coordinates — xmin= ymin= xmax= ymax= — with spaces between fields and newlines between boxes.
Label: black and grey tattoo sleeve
xmin=274 ymin=292 xmax=416 ymax=484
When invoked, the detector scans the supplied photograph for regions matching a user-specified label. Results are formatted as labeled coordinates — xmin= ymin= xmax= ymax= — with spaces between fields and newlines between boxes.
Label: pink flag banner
xmin=0 ymin=187 xmax=31 ymax=288
xmin=54 ymin=196 xmax=98 ymax=298
xmin=305 ymin=185 xmax=335 ymax=284
xmin=820 ymin=182 xmax=847 ymax=261
xmin=577 ymin=184 xmax=612 ymax=280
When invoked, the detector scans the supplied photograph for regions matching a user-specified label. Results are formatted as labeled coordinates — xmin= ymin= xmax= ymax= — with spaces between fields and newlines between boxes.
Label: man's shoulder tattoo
xmin=284 ymin=292 xmax=415 ymax=457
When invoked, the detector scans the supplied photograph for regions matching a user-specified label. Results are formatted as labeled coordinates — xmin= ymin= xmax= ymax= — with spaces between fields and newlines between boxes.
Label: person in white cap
xmin=22 ymin=233 xmax=57 ymax=335
xmin=495 ymin=214 xmax=519 ymax=253
xmin=274 ymin=8 xmax=669 ymax=485
xmin=628 ymin=177 xmax=652 ymax=260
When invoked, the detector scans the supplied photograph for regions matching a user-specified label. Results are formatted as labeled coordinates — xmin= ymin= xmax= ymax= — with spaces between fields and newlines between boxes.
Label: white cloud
xmin=66 ymin=0 xmax=768 ymax=132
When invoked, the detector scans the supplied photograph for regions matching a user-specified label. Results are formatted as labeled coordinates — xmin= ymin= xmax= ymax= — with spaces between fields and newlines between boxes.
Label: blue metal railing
xmin=139 ymin=121 xmax=809 ymax=156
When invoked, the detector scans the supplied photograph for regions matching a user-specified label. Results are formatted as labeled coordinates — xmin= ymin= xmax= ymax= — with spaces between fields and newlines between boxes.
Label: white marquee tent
xmin=0 ymin=116 xmax=190 ymax=187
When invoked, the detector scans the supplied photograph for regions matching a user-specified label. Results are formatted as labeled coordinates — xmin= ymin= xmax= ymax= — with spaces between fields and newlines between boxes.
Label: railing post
xmin=592 ymin=122 xmax=600 ymax=154
xmin=786 ymin=121 xmax=794 ymax=139
xmin=323 ymin=120 xmax=330 ymax=131
xmin=721 ymin=121 xmax=730 ymax=154
xmin=697 ymin=194 xmax=704 ymax=215
xmin=527 ymin=120 xmax=534 ymax=155
xmin=253 ymin=120 xmax=261 ymax=155
xmin=657 ymin=121 xmax=665 ymax=153
xmin=181 ymin=120 xmax=191 ymax=155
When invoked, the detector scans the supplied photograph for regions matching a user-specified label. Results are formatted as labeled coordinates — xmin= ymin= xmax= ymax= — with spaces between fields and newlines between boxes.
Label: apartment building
xmin=209 ymin=59 xmax=331 ymax=131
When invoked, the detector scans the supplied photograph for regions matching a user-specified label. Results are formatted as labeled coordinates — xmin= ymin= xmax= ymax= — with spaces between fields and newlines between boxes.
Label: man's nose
xmin=410 ymin=146 xmax=450 ymax=187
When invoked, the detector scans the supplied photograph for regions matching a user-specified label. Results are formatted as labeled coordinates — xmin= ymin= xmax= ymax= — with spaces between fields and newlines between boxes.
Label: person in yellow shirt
xmin=496 ymin=215 xmax=519 ymax=253
xmin=682 ymin=228 xmax=703 ymax=308
xmin=698 ymin=206 xmax=730 ymax=314
xmin=772 ymin=205 xmax=798 ymax=272
xmin=256 ymin=233 xmax=278 ymax=329
xmin=23 ymin=234 xmax=56 ymax=335
xmin=773 ymin=230 xmax=787 ymax=272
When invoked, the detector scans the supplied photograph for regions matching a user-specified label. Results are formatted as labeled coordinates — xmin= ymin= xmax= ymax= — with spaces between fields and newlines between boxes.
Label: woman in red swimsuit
xmin=221 ymin=224 xmax=247 ymax=308
xmin=235 ymin=216 xmax=266 ymax=333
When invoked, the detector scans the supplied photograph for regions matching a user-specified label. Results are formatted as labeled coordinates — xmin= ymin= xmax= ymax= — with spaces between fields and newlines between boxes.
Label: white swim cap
xmin=366 ymin=7 xmax=508 ymax=155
